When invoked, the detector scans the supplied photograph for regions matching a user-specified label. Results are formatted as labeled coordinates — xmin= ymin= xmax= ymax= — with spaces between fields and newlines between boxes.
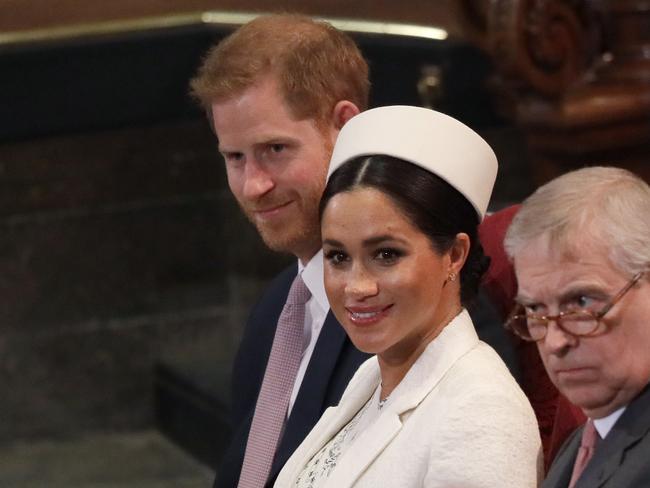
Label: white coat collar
xmin=279 ymin=310 xmax=479 ymax=487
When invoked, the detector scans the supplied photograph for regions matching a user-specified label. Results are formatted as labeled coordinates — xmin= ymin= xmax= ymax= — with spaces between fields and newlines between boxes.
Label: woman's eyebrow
xmin=322 ymin=235 xmax=409 ymax=249
xmin=322 ymin=238 xmax=344 ymax=247
xmin=361 ymin=235 xmax=407 ymax=247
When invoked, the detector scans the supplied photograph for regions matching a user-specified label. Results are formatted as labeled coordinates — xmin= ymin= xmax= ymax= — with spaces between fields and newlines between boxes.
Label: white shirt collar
xmin=593 ymin=405 xmax=626 ymax=439
xmin=299 ymin=250 xmax=330 ymax=312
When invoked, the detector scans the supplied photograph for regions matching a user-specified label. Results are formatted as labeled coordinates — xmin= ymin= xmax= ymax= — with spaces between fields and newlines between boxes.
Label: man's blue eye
xmin=576 ymin=295 xmax=595 ymax=309
xmin=562 ymin=294 xmax=601 ymax=312
xmin=524 ymin=304 xmax=541 ymax=314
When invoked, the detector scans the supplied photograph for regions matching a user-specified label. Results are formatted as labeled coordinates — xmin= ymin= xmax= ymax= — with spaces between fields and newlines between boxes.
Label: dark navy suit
xmin=214 ymin=265 xmax=370 ymax=488
xmin=542 ymin=384 xmax=650 ymax=488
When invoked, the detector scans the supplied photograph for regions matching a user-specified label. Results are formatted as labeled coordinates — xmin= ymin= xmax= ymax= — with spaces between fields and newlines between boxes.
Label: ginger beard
xmin=238 ymin=156 xmax=328 ymax=258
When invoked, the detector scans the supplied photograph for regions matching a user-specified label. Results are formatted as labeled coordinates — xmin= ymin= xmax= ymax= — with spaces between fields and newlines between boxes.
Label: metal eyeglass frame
xmin=505 ymin=270 xmax=646 ymax=342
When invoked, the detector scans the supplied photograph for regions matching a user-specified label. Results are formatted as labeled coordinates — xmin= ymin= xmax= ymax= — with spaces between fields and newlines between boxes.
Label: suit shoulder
xmin=247 ymin=264 xmax=297 ymax=322
xmin=258 ymin=264 xmax=297 ymax=304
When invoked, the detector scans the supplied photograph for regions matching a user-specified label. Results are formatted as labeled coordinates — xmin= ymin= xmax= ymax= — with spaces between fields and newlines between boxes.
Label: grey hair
xmin=504 ymin=166 xmax=650 ymax=276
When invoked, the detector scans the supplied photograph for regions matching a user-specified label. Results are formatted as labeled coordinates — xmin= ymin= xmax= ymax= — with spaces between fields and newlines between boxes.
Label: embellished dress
xmin=294 ymin=387 xmax=387 ymax=488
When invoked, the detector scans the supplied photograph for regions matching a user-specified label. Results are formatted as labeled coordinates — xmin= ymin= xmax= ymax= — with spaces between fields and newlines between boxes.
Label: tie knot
xmin=287 ymin=274 xmax=311 ymax=305
xmin=581 ymin=419 xmax=599 ymax=449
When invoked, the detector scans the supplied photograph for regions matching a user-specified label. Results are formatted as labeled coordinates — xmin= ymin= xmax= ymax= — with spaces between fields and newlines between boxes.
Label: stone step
xmin=155 ymin=356 xmax=233 ymax=471
xmin=0 ymin=430 xmax=213 ymax=488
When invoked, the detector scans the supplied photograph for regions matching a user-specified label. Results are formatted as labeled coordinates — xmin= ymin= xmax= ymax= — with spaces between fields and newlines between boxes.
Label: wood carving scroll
xmin=487 ymin=0 xmax=602 ymax=98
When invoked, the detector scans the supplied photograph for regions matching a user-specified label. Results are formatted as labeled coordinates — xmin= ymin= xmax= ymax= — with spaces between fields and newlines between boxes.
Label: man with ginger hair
xmin=191 ymin=14 xmax=370 ymax=488
xmin=504 ymin=166 xmax=650 ymax=487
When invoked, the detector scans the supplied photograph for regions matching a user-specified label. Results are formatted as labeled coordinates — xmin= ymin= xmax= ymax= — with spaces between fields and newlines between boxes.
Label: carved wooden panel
xmin=485 ymin=0 xmax=650 ymax=184
xmin=487 ymin=0 xmax=603 ymax=97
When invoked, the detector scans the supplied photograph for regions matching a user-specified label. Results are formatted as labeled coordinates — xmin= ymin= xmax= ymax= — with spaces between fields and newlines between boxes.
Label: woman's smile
xmin=345 ymin=304 xmax=394 ymax=325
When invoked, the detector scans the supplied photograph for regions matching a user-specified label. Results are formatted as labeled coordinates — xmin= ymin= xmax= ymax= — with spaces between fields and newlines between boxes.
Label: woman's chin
xmin=349 ymin=336 xmax=386 ymax=355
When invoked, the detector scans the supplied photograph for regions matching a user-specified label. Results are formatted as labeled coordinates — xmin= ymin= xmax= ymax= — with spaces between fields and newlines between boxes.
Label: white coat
xmin=275 ymin=310 xmax=542 ymax=487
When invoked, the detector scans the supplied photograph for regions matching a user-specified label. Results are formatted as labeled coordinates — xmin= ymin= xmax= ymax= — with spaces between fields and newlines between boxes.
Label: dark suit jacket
xmin=542 ymin=384 xmax=650 ymax=488
xmin=214 ymin=264 xmax=370 ymax=488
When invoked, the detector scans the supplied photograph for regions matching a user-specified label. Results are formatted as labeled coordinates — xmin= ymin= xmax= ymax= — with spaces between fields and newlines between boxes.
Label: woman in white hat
xmin=274 ymin=106 xmax=541 ymax=487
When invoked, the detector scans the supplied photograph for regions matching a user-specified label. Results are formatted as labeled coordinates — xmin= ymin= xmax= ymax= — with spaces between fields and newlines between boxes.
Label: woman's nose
xmin=344 ymin=266 xmax=378 ymax=299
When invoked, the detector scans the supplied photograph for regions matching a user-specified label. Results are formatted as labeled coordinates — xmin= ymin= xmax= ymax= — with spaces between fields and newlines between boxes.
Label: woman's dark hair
xmin=320 ymin=155 xmax=490 ymax=305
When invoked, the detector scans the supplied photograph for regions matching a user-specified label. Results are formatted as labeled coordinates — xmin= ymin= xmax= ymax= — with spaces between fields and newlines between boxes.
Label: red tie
xmin=237 ymin=274 xmax=311 ymax=488
xmin=568 ymin=419 xmax=599 ymax=488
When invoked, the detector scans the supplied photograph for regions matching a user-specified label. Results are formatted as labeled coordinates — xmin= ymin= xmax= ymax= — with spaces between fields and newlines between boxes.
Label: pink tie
xmin=237 ymin=274 xmax=311 ymax=488
xmin=568 ymin=419 xmax=599 ymax=488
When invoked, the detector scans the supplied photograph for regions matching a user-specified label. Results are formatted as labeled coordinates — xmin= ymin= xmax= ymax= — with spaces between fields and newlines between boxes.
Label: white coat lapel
xmin=389 ymin=310 xmax=479 ymax=413
xmin=279 ymin=358 xmax=380 ymax=484
xmin=279 ymin=311 xmax=479 ymax=487
xmin=325 ymin=311 xmax=479 ymax=487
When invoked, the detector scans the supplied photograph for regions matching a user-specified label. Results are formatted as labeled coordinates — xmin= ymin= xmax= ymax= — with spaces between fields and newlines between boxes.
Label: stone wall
xmin=0 ymin=118 xmax=288 ymax=442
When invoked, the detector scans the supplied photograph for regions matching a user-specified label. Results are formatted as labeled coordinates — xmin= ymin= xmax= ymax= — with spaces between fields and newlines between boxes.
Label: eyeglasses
xmin=505 ymin=270 xmax=646 ymax=342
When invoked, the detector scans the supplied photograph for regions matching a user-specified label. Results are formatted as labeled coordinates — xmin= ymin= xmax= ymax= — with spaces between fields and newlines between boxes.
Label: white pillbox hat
xmin=327 ymin=105 xmax=498 ymax=220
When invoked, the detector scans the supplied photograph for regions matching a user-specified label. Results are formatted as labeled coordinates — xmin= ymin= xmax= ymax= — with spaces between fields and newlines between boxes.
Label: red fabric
xmin=478 ymin=205 xmax=586 ymax=472
xmin=479 ymin=205 xmax=520 ymax=320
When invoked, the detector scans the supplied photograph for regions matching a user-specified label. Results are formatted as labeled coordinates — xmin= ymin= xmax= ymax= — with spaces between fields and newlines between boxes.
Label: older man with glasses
xmin=504 ymin=166 xmax=650 ymax=488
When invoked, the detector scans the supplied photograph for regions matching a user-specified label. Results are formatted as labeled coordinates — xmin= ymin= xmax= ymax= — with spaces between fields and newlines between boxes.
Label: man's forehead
xmin=518 ymin=227 xmax=614 ymax=264
xmin=516 ymin=236 xmax=611 ymax=282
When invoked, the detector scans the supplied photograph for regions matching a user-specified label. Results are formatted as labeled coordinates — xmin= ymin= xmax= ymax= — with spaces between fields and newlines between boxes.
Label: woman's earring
xmin=448 ymin=272 xmax=457 ymax=282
